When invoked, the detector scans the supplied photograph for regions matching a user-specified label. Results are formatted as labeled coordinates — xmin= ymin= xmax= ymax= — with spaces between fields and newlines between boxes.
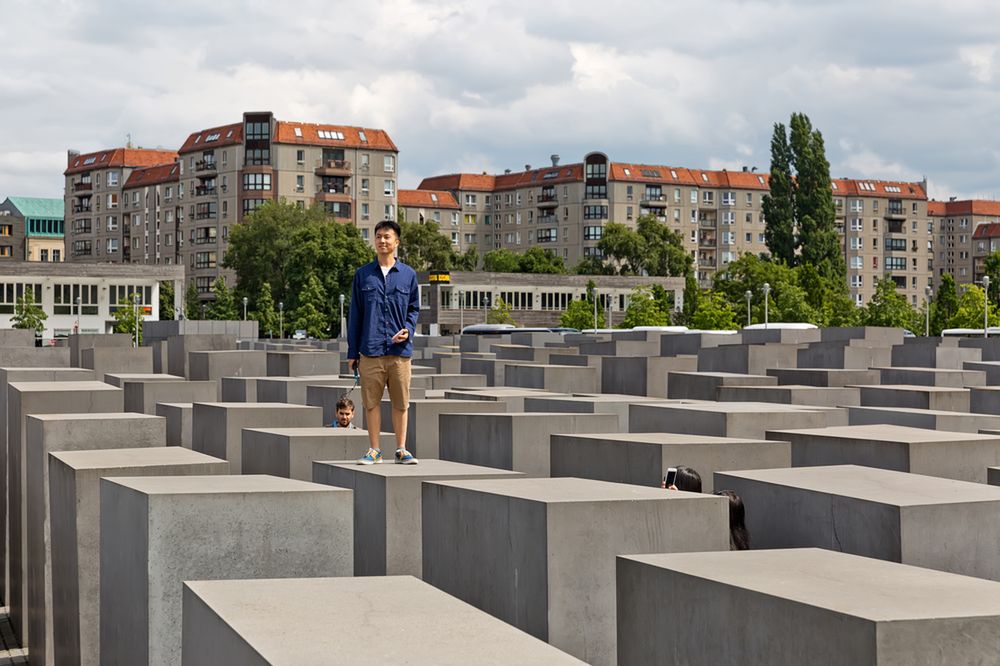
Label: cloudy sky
xmin=2 ymin=0 xmax=1000 ymax=201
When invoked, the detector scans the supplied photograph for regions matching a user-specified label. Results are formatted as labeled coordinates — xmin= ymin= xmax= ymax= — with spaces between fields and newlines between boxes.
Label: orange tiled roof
xmin=123 ymin=163 xmax=180 ymax=190
xmin=179 ymin=122 xmax=243 ymax=154
xmin=830 ymin=178 xmax=926 ymax=200
xmin=928 ymin=199 xmax=1000 ymax=217
xmin=273 ymin=121 xmax=397 ymax=151
xmin=973 ymin=222 xmax=1000 ymax=239
xmin=65 ymin=148 xmax=178 ymax=176
xmin=398 ymin=189 xmax=459 ymax=209
xmin=418 ymin=173 xmax=497 ymax=192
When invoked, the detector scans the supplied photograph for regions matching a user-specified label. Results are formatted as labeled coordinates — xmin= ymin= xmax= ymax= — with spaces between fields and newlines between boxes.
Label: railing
xmin=72 ymin=204 xmax=91 ymax=213
xmin=194 ymin=236 xmax=217 ymax=245
xmin=641 ymin=194 xmax=666 ymax=203
xmin=195 ymin=186 xmax=217 ymax=197
xmin=194 ymin=160 xmax=217 ymax=173
xmin=73 ymin=181 xmax=92 ymax=192
xmin=538 ymin=193 xmax=557 ymax=203
xmin=195 ymin=211 xmax=217 ymax=220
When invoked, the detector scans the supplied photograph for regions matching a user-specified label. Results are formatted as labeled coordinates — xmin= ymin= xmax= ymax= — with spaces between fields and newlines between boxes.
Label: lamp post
xmin=983 ymin=276 xmax=990 ymax=338
xmin=133 ymin=293 xmax=140 ymax=348
xmin=593 ymin=289 xmax=598 ymax=331
xmin=242 ymin=296 xmax=248 ymax=321
xmin=75 ymin=296 xmax=81 ymax=334
xmin=483 ymin=292 xmax=490 ymax=324
xmin=762 ymin=282 xmax=771 ymax=329
xmin=279 ymin=301 xmax=284 ymax=339
xmin=339 ymin=294 xmax=345 ymax=339
xmin=745 ymin=290 xmax=752 ymax=327
xmin=924 ymin=285 xmax=933 ymax=337
xmin=201 ymin=303 xmax=206 ymax=320
xmin=458 ymin=290 xmax=465 ymax=331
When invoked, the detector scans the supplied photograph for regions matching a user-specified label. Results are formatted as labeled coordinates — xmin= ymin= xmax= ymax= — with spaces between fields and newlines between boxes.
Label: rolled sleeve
xmin=347 ymin=271 xmax=363 ymax=360
xmin=405 ymin=273 xmax=420 ymax=338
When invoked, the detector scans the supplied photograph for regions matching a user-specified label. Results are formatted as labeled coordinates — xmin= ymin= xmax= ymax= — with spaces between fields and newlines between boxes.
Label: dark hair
xmin=335 ymin=397 xmax=355 ymax=411
xmin=374 ymin=219 xmax=401 ymax=239
xmin=715 ymin=490 xmax=750 ymax=551
xmin=673 ymin=466 xmax=702 ymax=493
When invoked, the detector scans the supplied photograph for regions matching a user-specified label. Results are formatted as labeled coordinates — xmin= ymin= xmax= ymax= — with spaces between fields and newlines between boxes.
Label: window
xmin=849 ymin=200 xmax=863 ymax=213
xmin=690 ymin=190 xmax=698 ymax=204
xmin=850 ymin=256 xmax=862 ymax=269
xmin=0 ymin=225 xmax=10 ymax=237
xmin=585 ymin=162 xmax=607 ymax=179
xmin=885 ymin=256 xmax=906 ymax=270
xmin=585 ymin=185 xmax=608 ymax=199
xmin=583 ymin=205 xmax=608 ymax=220
xmin=296 ymin=149 xmax=305 ymax=165
xmin=722 ymin=211 xmax=735 ymax=225
xmin=295 ymin=175 xmax=304 ymax=192
xmin=317 ymin=129 xmax=344 ymax=140
xmin=106 ymin=238 xmax=118 ymax=253
xmin=746 ymin=193 xmax=753 ymax=205
xmin=850 ymin=237 xmax=862 ymax=250
xmin=885 ymin=238 xmax=906 ymax=251
xmin=384 ymin=155 xmax=395 ymax=173
xmin=850 ymin=219 xmax=862 ymax=231
xmin=722 ymin=231 xmax=735 ymax=245
xmin=451 ymin=212 xmax=459 ymax=226
xmin=361 ymin=203 xmax=370 ymax=220
xmin=244 ymin=148 xmax=270 ymax=166
xmin=536 ymin=228 xmax=557 ymax=243
xmin=107 ymin=193 xmax=119 ymax=208
xmin=242 ymin=199 xmax=267 ymax=215
xmin=165 ymin=233 xmax=173 ymax=247
xmin=583 ymin=226 xmax=603 ymax=241
xmin=245 ymin=121 xmax=270 ymax=140
xmin=722 ymin=192 xmax=735 ymax=206
xmin=384 ymin=180 xmax=395 ymax=196
xmin=243 ymin=173 xmax=271 ymax=190
xmin=0 ymin=246 xmax=11 ymax=257
xmin=850 ymin=275 xmax=863 ymax=287
xmin=195 ymin=251 xmax=217 ymax=269
xmin=0 ymin=283 xmax=42 ymax=313
xmin=465 ymin=194 xmax=477 ymax=205
xmin=107 ymin=171 xmax=119 ymax=187
xmin=450 ymin=232 xmax=459 ymax=245
xmin=54 ymin=283 xmax=98 ymax=314
xmin=745 ymin=233 xmax=752 ymax=242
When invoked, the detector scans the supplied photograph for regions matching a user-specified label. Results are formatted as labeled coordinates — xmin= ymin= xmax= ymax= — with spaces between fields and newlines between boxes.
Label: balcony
xmin=195 ymin=211 xmax=217 ymax=221
xmin=194 ymin=160 xmax=217 ymax=173
xmin=195 ymin=185 xmax=217 ymax=197
xmin=537 ymin=192 xmax=558 ymax=208
xmin=72 ymin=204 xmax=92 ymax=214
xmin=315 ymin=159 xmax=352 ymax=177
xmin=884 ymin=206 xmax=906 ymax=221
xmin=641 ymin=194 xmax=667 ymax=207
xmin=698 ymin=257 xmax=716 ymax=268
xmin=194 ymin=236 xmax=217 ymax=245
xmin=73 ymin=224 xmax=93 ymax=235
xmin=699 ymin=217 xmax=717 ymax=228
xmin=699 ymin=236 xmax=716 ymax=248
xmin=73 ymin=181 xmax=92 ymax=192
xmin=537 ymin=215 xmax=557 ymax=225
xmin=315 ymin=185 xmax=352 ymax=204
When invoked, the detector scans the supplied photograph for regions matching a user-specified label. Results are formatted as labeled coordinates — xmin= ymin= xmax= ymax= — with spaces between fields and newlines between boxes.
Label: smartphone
xmin=663 ymin=467 xmax=677 ymax=488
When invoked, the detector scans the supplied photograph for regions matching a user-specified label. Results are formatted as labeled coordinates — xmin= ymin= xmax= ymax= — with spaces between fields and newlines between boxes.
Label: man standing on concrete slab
xmin=348 ymin=219 xmax=420 ymax=465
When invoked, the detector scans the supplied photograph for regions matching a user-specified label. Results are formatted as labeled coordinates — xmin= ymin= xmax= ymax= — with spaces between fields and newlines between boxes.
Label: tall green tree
xmin=487 ymin=297 xmax=517 ymax=326
xmin=690 ymin=291 xmax=739 ymax=330
xmin=208 ymin=278 xmax=238 ymax=320
xmin=761 ymin=122 xmax=796 ymax=264
xmin=159 ymin=281 xmax=175 ymax=321
xmin=682 ymin=271 xmax=700 ymax=324
xmin=983 ymin=252 xmax=1000 ymax=305
xmin=573 ymin=255 xmax=614 ymax=275
xmin=482 ymin=249 xmax=521 ymax=273
xmin=598 ymin=222 xmax=645 ymax=275
xmin=252 ymin=281 xmax=279 ymax=338
xmin=111 ymin=297 xmax=142 ymax=346
xmin=949 ymin=284 xmax=1000 ymax=329
xmin=790 ymin=113 xmax=843 ymax=281
xmin=635 ymin=215 xmax=692 ymax=276
xmin=12 ymin=289 xmax=46 ymax=338
xmin=864 ymin=278 xmax=920 ymax=329
xmin=224 ymin=201 xmax=372 ymax=326
xmin=620 ymin=287 xmax=670 ymax=328
xmin=399 ymin=219 xmax=455 ymax=271
xmin=560 ymin=296 xmax=603 ymax=330
xmin=517 ymin=247 xmax=566 ymax=274
xmin=454 ymin=246 xmax=479 ymax=271
xmin=184 ymin=281 xmax=201 ymax=320
xmin=930 ymin=273 xmax=959 ymax=335
xmin=292 ymin=273 xmax=329 ymax=339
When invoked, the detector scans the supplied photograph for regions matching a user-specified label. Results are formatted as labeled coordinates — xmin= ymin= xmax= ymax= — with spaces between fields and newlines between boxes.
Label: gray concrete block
xmin=460 ymin=357 xmax=506 ymax=387
xmin=315 ymin=460 xmax=522 ymax=577
xmin=219 ymin=376 xmax=267 ymax=402
xmin=423 ymin=477 xmax=729 ymax=666
xmin=26 ymin=413 xmax=166 ymax=666
xmin=166 ymin=334 xmax=238 ymax=378
xmin=659 ymin=331 xmax=740 ymax=357
xmin=715 ymin=465 xmax=1000 ymax=580
xmin=241 ymin=427 xmax=392 ymax=480
xmin=123 ymin=379 xmax=218 ymax=414
xmin=666 ymin=371 xmax=777 ymax=400
xmin=375 ymin=398 xmax=506 ymax=458
xmin=697 ymin=343 xmax=800 ymax=376
xmin=0 ymin=347 xmax=70 ymax=368
xmin=103 ymin=372 xmax=182 ymax=388
xmin=857 ymin=384 xmax=971 ymax=411
xmin=442 ymin=387 xmax=565 ymax=412
xmin=7 ymin=381 xmax=122 ymax=643
xmin=990 ymin=467 xmax=1000 ymax=486
xmin=796 ymin=339 xmax=892 ymax=369
xmin=601 ymin=355 xmax=698 ymax=397
xmin=770 ymin=424 xmax=1000 ymax=483
xmin=891 ymin=342 xmax=981 ymax=369
xmin=877 ymin=366 xmax=986 ymax=387
xmin=265 ymin=350 xmax=340 ymax=377
xmin=411 ymin=373 xmax=488 ymax=390
xmin=503 ymin=363 xmax=597 ymax=394
xmin=629 ymin=402 xmax=837 ymax=439
xmin=550 ymin=432 xmax=791 ymax=492
xmin=820 ymin=326 xmax=905 ymax=345
xmin=80 ymin=346 xmax=153 ymax=379
xmin=740 ymin=328 xmax=821 ymax=345
xmin=439 ymin=412 xmax=618 ymax=476
xmin=188 ymin=350 xmax=267 ymax=381
xmin=970 ymin=386 xmax=1000 ymax=416
xmin=305 ymin=384 xmax=426 ymax=426
xmin=182 ymin=576 xmax=584 ymax=666
xmin=191 ymin=403 xmax=323 ymax=473
xmin=767 ymin=367 xmax=879 ymax=387
xmin=617 ymin=548 xmax=1000 ymax=666
xmin=523 ymin=395 xmax=670 ymax=430
xmin=69 ymin=333 xmax=131 ymax=368
xmin=155 ymin=402 xmax=193 ymax=448
xmin=255 ymin=375 xmax=350 ymax=404
xmin=49 ymin=447 xmax=228 ymax=666
xmin=963 ymin=360 xmax=1000 ymax=383
xmin=847 ymin=405 xmax=1000 ymax=432
xmin=716 ymin=385 xmax=860 ymax=407
xmin=100 ymin=475 xmax=353 ymax=666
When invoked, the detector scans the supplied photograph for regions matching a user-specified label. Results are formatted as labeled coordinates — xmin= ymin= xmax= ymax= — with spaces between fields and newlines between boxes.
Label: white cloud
xmin=960 ymin=45 xmax=996 ymax=83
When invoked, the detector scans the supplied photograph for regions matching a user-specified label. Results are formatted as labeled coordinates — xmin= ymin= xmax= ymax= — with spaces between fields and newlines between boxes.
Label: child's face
xmin=336 ymin=408 xmax=354 ymax=427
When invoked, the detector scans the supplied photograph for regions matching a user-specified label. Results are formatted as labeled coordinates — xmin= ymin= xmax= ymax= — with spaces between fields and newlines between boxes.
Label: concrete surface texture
xmin=846 ymin=404 xmax=1000 ymax=432
xmin=181 ymin=576 xmax=585 ymax=665
xmin=715 ymin=464 xmax=1000 ymax=581
xmin=241 ymin=427 xmax=393 ymax=480
xmin=628 ymin=401 xmax=835 ymax=439
xmin=375 ymin=398 xmax=506 ymax=458
xmin=122 ymin=379 xmax=218 ymax=414
xmin=48 ymin=447 xmax=228 ymax=666
xmin=99 ymin=474 xmax=353 ymax=666
xmin=617 ymin=548 xmax=1000 ymax=666
xmin=422 ymin=477 xmax=729 ymax=666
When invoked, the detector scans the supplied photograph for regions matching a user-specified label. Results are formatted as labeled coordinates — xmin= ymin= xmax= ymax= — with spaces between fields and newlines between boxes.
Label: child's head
xmin=335 ymin=397 xmax=355 ymax=427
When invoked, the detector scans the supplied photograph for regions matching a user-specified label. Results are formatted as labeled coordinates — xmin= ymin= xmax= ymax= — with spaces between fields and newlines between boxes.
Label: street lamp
xmin=339 ymin=294 xmax=345 ymax=339
xmin=924 ymin=285 xmax=933 ymax=337
xmin=242 ymin=296 xmax=248 ymax=321
xmin=593 ymin=289 xmax=598 ymax=331
xmin=744 ymin=290 xmax=752 ymax=327
xmin=279 ymin=301 xmax=284 ymax=339
xmin=201 ymin=303 xmax=206 ymax=320
xmin=983 ymin=276 xmax=990 ymax=338
xmin=458 ymin=290 xmax=465 ymax=331
xmin=75 ymin=296 xmax=81 ymax=334
xmin=483 ymin=292 xmax=490 ymax=324
xmin=762 ymin=282 xmax=771 ymax=329
xmin=133 ymin=293 xmax=140 ymax=348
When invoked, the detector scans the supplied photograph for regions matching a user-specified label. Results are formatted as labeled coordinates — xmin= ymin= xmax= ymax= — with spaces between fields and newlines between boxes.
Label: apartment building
xmin=928 ymin=199 xmax=1000 ymax=286
xmin=173 ymin=111 xmax=398 ymax=297
xmin=398 ymin=189 xmax=466 ymax=247
xmin=64 ymin=147 xmax=179 ymax=263
xmin=121 ymin=163 xmax=181 ymax=267
xmin=0 ymin=197 xmax=65 ymax=261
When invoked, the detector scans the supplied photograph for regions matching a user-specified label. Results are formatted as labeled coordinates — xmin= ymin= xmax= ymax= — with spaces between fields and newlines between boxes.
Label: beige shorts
xmin=359 ymin=354 xmax=412 ymax=411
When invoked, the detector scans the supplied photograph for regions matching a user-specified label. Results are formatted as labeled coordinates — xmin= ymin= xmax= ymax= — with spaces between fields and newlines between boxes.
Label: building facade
xmin=64 ymin=147 xmax=178 ymax=263
xmin=121 ymin=163 xmax=182 ymax=267
xmin=0 ymin=197 xmax=65 ymax=261
xmin=929 ymin=199 xmax=1000 ymax=287
xmin=398 ymin=189 xmax=464 ymax=246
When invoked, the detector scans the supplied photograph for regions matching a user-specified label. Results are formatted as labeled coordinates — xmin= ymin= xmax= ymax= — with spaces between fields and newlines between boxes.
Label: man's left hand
xmin=392 ymin=328 xmax=409 ymax=344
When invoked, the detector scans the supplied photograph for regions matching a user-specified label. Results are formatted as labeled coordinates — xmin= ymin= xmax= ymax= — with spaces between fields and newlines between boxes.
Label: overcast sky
xmin=2 ymin=0 xmax=1000 ymax=201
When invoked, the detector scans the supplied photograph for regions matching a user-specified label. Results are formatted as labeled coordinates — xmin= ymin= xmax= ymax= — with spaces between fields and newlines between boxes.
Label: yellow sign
xmin=429 ymin=271 xmax=451 ymax=283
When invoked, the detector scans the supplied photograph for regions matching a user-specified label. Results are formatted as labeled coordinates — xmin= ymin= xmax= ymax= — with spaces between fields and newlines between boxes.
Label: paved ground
xmin=0 ymin=608 xmax=26 ymax=664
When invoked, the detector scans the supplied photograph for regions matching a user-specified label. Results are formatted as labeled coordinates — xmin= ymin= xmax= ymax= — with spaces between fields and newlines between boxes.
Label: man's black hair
xmin=374 ymin=219 xmax=401 ymax=239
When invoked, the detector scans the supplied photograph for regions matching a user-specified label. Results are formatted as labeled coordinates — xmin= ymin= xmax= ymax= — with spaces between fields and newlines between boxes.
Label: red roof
xmin=65 ymin=148 xmax=178 ymax=176
xmin=418 ymin=173 xmax=497 ymax=192
xmin=973 ymin=223 xmax=1000 ymax=239
xmin=830 ymin=179 xmax=926 ymax=200
xmin=123 ymin=163 xmax=180 ymax=190
xmin=928 ymin=199 xmax=1000 ymax=217
xmin=179 ymin=122 xmax=243 ymax=154
xmin=398 ymin=189 xmax=459 ymax=209
xmin=273 ymin=121 xmax=397 ymax=151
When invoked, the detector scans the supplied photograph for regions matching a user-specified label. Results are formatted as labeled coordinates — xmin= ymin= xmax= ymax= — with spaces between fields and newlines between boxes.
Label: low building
xmin=929 ymin=199 xmax=1000 ymax=286
xmin=398 ymin=189 xmax=465 ymax=248
xmin=0 ymin=197 xmax=65 ymax=262
xmin=417 ymin=271 xmax=685 ymax=334
xmin=0 ymin=261 xmax=183 ymax=340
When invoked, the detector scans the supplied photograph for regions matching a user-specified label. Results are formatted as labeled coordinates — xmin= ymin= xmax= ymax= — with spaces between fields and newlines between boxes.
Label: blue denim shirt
xmin=347 ymin=259 xmax=420 ymax=359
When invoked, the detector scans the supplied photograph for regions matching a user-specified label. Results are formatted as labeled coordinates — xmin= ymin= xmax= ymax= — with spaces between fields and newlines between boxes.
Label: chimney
xmin=67 ymin=149 xmax=80 ymax=159
xmin=525 ymin=164 xmax=531 ymax=172
xmin=504 ymin=169 xmax=511 ymax=175
xmin=950 ymin=196 xmax=957 ymax=202
xmin=742 ymin=166 xmax=748 ymax=172
xmin=551 ymin=154 xmax=560 ymax=167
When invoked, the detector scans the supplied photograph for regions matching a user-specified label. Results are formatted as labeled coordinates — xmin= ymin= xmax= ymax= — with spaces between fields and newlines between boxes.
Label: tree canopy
xmin=863 ymin=278 xmax=920 ymax=330
xmin=399 ymin=219 xmax=456 ymax=271
xmin=597 ymin=215 xmax=691 ymax=277
xmin=292 ymin=273 xmax=330 ymax=338
xmin=619 ymin=287 xmax=671 ymax=328
xmin=482 ymin=247 xmax=566 ymax=274
xmin=690 ymin=291 xmax=739 ymax=330
xmin=12 ymin=289 xmax=46 ymax=337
